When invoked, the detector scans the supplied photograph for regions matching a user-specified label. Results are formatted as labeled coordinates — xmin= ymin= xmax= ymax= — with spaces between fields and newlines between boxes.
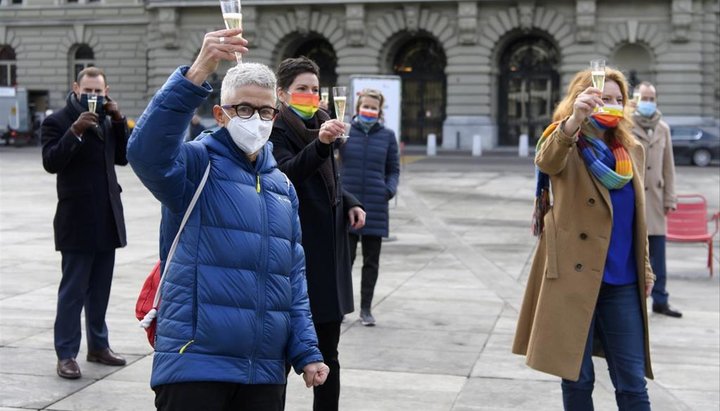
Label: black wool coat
xmin=270 ymin=115 xmax=362 ymax=324
xmin=41 ymin=92 xmax=128 ymax=252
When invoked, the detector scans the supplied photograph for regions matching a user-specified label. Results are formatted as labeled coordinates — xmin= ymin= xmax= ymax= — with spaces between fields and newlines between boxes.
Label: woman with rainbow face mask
xmin=512 ymin=66 xmax=656 ymax=411
xmin=269 ymin=56 xmax=366 ymax=411
xmin=339 ymin=89 xmax=400 ymax=327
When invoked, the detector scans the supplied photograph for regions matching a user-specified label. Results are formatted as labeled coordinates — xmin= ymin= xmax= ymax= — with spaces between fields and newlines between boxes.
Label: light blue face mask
xmin=636 ymin=101 xmax=657 ymax=117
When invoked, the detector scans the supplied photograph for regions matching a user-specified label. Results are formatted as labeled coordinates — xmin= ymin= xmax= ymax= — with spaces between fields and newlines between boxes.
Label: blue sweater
xmin=340 ymin=120 xmax=400 ymax=237
xmin=603 ymin=182 xmax=638 ymax=285
xmin=127 ymin=66 xmax=322 ymax=387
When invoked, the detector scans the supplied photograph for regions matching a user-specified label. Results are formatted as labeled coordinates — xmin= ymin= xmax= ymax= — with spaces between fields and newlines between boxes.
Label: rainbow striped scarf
xmin=532 ymin=118 xmax=633 ymax=236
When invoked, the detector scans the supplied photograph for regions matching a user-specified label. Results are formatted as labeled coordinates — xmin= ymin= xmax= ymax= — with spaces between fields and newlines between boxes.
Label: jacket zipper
xmin=249 ymin=172 xmax=268 ymax=383
xmin=361 ymin=131 xmax=369 ymax=204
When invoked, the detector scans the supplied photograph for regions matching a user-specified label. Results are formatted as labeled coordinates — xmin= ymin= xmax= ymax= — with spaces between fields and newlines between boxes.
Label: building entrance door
xmin=498 ymin=37 xmax=559 ymax=146
xmin=393 ymin=37 xmax=446 ymax=145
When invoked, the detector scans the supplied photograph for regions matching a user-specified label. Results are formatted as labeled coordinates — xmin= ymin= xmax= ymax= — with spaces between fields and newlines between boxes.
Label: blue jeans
xmin=561 ymin=283 xmax=650 ymax=411
xmin=648 ymin=235 xmax=669 ymax=306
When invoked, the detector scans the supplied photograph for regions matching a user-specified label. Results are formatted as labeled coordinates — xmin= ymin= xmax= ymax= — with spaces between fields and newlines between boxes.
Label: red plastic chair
xmin=666 ymin=194 xmax=720 ymax=277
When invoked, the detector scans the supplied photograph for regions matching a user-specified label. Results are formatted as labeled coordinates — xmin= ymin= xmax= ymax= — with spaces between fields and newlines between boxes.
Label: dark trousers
xmin=312 ymin=321 xmax=341 ymax=411
xmin=283 ymin=321 xmax=342 ymax=410
xmin=561 ymin=283 xmax=650 ymax=411
xmin=348 ymin=234 xmax=382 ymax=310
xmin=648 ymin=235 xmax=669 ymax=306
xmin=154 ymin=381 xmax=285 ymax=411
xmin=54 ymin=250 xmax=115 ymax=360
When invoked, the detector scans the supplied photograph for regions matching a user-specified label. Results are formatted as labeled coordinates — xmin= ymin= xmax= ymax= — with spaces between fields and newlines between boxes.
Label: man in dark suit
xmin=41 ymin=67 xmax=129 ymax=379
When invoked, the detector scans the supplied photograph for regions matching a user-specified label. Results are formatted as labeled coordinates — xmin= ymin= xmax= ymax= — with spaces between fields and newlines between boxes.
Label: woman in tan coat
xmin=512 ymin=67 xmax=655 ymax=411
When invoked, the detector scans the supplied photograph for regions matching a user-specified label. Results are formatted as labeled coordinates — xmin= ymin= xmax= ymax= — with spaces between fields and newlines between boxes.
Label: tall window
xmin=70 ymin=44 xmax=94 ymax=84
xmin=0 ymin=45 xmax=17 ymax=86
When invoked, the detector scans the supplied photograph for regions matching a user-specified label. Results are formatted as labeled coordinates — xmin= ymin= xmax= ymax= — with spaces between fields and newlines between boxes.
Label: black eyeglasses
xmin=221 ymin=104 xmax=279 ymax=121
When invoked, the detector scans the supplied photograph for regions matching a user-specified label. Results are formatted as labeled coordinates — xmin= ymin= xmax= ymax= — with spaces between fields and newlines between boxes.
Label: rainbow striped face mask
xmin=358 ymin=108 xmax=379 ymax=125
xmin=590 ymin=104 xmax=624 ymax=130
xmin=288 ymin=93 xmax=320 ymax=120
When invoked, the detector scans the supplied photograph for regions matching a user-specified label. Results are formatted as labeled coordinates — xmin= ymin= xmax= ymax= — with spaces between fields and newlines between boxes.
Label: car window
xmin=671 ymin=127 xmax=702 ymax=141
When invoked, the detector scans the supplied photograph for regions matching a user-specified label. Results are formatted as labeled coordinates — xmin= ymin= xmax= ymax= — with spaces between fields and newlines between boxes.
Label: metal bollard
xmin=427 ymin=133 xmax=437 ymax=156
xmin=472 ymin=134 xmax=482 ymax=157
xmin=518 ymin=134 xmax=529 ymax=157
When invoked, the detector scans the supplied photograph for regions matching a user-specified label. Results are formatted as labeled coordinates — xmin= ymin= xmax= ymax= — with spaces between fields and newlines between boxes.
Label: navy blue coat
xmin=340 ymin=120 xmax=400 ymax=237
xmin=127 ymin=67 xmax=322 ymax=388
xmin=41 ymin=92 xmax=128 ymax=251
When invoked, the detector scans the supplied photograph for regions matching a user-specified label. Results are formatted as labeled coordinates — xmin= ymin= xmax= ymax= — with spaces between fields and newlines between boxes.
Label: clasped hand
xmin=318 ymin=119 xmax=347 ymax=144
xmin=302 ymin=362 xmax=329 ymax=388
xmin=71 ymin=112 xmax=99 ymax=137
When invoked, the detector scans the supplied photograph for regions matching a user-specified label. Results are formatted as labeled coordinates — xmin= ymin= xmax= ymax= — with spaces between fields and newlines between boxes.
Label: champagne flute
xmin=633 ymin=89 xmax=641 ymax=105
xmin=590 ymin=59 xmax=605 ymax=112
xmin=219 ymin=0 xmax=243 ymax=64
xmin=87 ymin=94 xmax=98 ymax=113
xmin=320 ymin=87 xmax=329 ymax=105
xmin=332 ymin=86 xmax=347 ymax=140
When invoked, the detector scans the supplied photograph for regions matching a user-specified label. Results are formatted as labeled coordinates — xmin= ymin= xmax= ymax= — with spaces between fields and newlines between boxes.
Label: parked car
xmin=670 ymin=126 xmax=720 ymax=167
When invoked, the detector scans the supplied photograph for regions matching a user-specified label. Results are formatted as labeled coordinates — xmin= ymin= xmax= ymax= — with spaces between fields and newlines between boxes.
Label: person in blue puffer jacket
xmin=340 ymin=88 xmax=400 ymax=326
xmin=127 ymin=29 xmax=327 ymax=411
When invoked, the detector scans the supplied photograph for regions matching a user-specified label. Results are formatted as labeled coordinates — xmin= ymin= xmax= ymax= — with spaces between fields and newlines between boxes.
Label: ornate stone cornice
xmin=157 ymin=7 xmax=179 ymax=49
xmin=242 ymin=6 xmax=257 ymax=46
xmin=294 ymin=6 xmax=310 ymax=36
xmin=458 ymin=1 xmax=478 ymax=45
xmin=346 ymin=4 xmax=365 ymax=47
xmin=671 ymin=0 xmax=692 ymax=42
xmin=518 ymin=0 xmax=535 ymax=32
xmin=403 ymin=4 xmax=420 ymax=34
xmin=576 ymin=0 xmax=596 ymax=43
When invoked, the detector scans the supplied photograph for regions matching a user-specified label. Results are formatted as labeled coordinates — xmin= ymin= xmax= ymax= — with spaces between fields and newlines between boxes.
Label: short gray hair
xmin=220 ymin=62 xmax=277 ymax=104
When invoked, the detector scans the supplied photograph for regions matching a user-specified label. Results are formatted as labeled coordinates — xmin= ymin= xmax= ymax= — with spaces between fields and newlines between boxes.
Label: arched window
xmin=291 ymin=38 xmax=338 ymax=90
xmin=0 ymin=45 xmax=17 ymax=86
xmin=498 ymin=35 xmax=560 ymax=146
xmin=69 ymin=44 xmax=94 ymax=84
xmin=392 ymin=35 xmax=447 ymax=144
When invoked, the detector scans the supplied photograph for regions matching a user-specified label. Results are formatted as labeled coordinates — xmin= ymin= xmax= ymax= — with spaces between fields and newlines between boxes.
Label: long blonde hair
xmin=553 ymin=67 xmax=636 ymax=147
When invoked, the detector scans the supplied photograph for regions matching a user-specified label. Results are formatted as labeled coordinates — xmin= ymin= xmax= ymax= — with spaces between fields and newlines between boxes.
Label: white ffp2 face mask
xmin=223 ymin=110 xmax=273 ymax=155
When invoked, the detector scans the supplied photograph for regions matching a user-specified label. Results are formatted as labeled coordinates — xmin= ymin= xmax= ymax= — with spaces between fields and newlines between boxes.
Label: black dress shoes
xmin=57 ymin=358 xmax=81 ymax=379
xmin=653 ymin=304 xmax=683 ymax=318
xmin=87 ymin=348 xmax=127 ymax=366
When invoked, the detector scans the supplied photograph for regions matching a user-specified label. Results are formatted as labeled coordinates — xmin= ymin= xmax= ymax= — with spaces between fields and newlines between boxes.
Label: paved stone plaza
xmin=0 ymin=146 xmax=718 ymax=410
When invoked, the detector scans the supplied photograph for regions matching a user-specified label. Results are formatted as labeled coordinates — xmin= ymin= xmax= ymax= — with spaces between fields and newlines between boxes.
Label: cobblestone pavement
xmin=1 ymin=146 xmax=718 ymax=410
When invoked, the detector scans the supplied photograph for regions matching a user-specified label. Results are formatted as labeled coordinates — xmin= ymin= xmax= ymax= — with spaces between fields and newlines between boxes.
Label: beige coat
xmin=632 ymin=118 xmax=677 ymax=235
xmin=512 ymin=124 xmax=655 ymax=381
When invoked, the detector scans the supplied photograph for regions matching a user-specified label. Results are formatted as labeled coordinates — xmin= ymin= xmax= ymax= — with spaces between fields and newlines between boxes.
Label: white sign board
xmin=349 ymin=75 xmax=402 ymax=142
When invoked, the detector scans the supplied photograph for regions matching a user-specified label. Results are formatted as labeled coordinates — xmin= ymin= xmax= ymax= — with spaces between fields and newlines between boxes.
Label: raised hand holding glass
xmin=219 ymin=0 xmax=243 ymax=64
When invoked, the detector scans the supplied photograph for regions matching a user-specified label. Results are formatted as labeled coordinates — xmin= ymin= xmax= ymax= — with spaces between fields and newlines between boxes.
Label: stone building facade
xmin=1 ymin=0 xmax=718 ymax=148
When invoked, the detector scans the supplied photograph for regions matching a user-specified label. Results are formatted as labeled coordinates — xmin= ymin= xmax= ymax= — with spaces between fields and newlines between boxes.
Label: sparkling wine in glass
xmin=220 ymin=0 xmax=243 ymax=64
xmin=590 ymin=59 xmax=606 ymax=112
xmin=87 ymin=94 xmax=98 ymax=113
xmin=320 ymin=87 xmax=329 ymax=105
xmin=633 ymin=89 xmax=641 ymax=105
xmin=332 ymin=86 xmax=347 ymax=139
